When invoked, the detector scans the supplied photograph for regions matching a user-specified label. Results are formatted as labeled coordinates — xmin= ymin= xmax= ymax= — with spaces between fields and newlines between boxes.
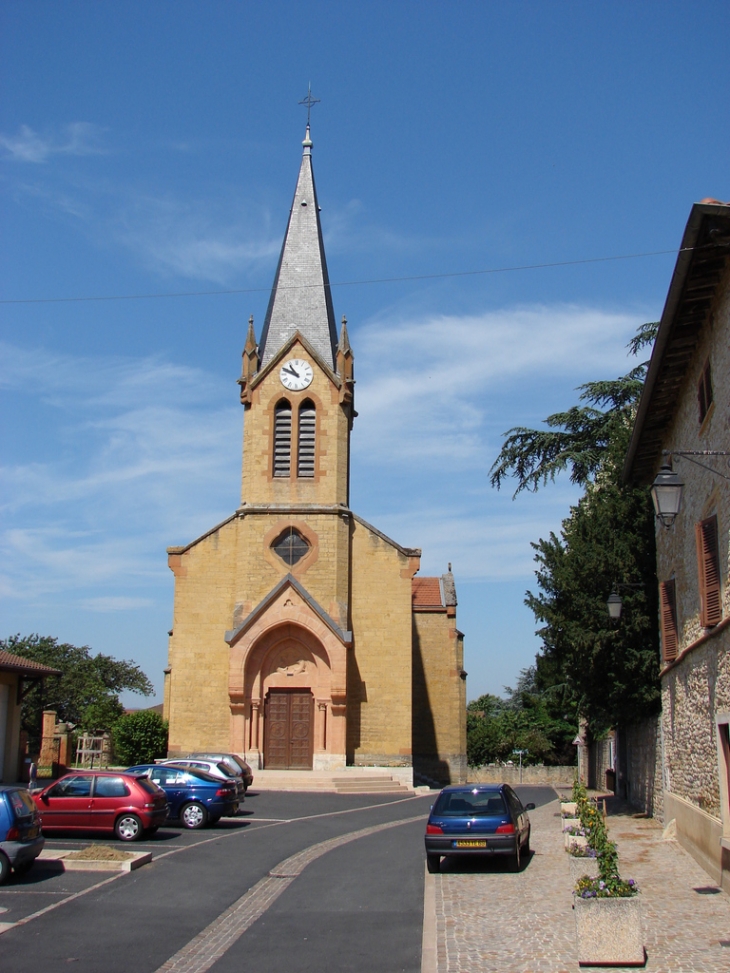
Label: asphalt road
xmin=0 ymin=785 xmax=556 ymax=973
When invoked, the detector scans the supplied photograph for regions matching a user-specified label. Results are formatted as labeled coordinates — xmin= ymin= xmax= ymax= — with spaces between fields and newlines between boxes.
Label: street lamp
xmin=650 ymin=463 xmax=684 ymax=529
xmin=607 ymin=590 xmax=623 ymax=620
xmin=650 ymin=451 xmax=730 ymax=529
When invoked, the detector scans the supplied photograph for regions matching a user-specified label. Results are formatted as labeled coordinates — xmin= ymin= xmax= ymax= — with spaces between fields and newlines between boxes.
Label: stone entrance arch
xmin=226 ymin=578 xmax=349 ymax=770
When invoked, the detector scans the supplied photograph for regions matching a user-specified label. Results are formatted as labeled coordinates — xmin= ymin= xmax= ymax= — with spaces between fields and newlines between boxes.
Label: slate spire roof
xmin=258 ymin=125 xmax=338 ymax=370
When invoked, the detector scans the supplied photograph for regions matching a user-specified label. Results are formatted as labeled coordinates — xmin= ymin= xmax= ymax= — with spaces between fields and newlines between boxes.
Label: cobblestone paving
xmin=434 ymin=797 xmax=730 ymax=972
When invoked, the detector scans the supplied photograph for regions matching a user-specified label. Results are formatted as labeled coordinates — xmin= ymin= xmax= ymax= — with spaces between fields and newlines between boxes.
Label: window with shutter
xmin=698 ymin=359 xmax=713 ymax=424
xmin=273 ymin=401 xmax=292 ymax=477
xmin=696 ymin=515 xmax=722 ymax=628
xmin=297 ymin=400 xmax=316 ymax=477
xmin=659 ymin=579 xmax=678 ymax=662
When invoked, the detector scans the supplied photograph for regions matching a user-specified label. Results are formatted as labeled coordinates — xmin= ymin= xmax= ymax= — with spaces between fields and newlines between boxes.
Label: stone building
xmin=163 ymin=126 xmax=467 ymax=785
xmin=0 ymin=650 xmax=59 ymax=782
xmin=624 ymin=198 xmax=730 ymax=890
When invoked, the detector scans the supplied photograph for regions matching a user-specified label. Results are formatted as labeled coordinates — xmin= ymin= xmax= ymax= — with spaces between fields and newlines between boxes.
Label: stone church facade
xmin=163 ymin=125 xmax=467 ymax=785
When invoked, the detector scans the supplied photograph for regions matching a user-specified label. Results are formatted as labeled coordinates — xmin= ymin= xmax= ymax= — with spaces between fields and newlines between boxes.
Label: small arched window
xmin=297 ymin=400 xmax=316 ymax=477
xmin=273 ymin=400 xmax=292 ymax=477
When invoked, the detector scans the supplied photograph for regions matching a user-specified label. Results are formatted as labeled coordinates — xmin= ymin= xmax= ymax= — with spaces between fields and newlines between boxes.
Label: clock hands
xmin=283 ymin=364 xmax=300 ymax=378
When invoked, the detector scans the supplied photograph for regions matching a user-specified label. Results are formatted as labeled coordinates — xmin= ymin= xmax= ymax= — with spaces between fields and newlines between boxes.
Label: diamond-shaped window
xmin=272 ymin=528 xmax=310 ymax=566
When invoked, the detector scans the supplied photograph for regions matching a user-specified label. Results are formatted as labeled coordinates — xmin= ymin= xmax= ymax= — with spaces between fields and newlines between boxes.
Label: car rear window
xmin=433 ymin=791 xmax=507 ymax=816
xmin=137 ymin=778 xmax=163 ymax=796
xmin=94 ymin=777 xmax=131 ymax=798
xmin=9 ymin=789 xmax=36 ymax=819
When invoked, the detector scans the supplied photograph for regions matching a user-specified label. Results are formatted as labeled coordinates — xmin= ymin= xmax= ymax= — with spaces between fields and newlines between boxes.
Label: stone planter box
xmin=560 ymin=801 xmax=578 ymax=817
xmin=565 ymin=834 xmax=588 ymax=853
xmin=574 ymin=895 xmax=645 ymax=967
xmin=561 ymin=816 xmax=580 ymax=831
xmin=569 ymin=856 xmax=599 ymax=883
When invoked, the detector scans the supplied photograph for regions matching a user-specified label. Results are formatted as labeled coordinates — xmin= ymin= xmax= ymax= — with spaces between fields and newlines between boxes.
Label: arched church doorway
xmin=264 ymin=689 xmax=314 ymax=769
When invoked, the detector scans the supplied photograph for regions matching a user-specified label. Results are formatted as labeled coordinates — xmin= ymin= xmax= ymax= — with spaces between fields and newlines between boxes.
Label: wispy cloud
xmin=352 ymin=303 xmax=644 ymax=471
xmin=113 ymin=193 xmax=281 ymax=282
xmin=0 ymin=123 xmax=107 ymax=163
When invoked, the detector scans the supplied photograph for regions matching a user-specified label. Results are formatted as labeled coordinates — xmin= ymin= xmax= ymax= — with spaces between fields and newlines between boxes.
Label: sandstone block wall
xmin=412 ymin=612 xmax=466 ymax=784
xmin=240 ymin=341 xmax=350 ymax=507
xmin=349 ymin=520 xmax=414 ymax=765
xmin=469 ymin=765 xmax=576 ymax=786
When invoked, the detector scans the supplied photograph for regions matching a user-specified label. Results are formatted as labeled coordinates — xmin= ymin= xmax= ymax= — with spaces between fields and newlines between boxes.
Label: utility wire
xmin=0 ymin=245 xmax=708 ymax=307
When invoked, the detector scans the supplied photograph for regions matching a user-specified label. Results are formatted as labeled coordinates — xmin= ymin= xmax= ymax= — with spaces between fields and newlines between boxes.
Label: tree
xmin=112 ymin=710 xmax=168 ymax=766
xmin=490 ymin=323 xmax=661 ymax=734
xmin=466 ymin=672 xmax=577 ymax=767
xmin=0 ymin=634 xmax=154 ymax=749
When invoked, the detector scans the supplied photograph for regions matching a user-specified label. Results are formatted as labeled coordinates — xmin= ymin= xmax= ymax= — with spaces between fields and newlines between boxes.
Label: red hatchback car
xmin=33 ymin=771 xmax=168 ymax=841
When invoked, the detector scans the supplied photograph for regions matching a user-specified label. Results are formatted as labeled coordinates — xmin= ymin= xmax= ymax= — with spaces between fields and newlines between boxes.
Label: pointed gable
xmin=258 ymin=125 xmax=338 ymax=370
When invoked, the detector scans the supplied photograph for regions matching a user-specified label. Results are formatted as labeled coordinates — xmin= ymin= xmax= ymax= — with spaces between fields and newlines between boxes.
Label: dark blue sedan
xmin=424 ymin=784 xmax=534 ymax=873
xmin=126 ymin=764 xmax=238 ymax=829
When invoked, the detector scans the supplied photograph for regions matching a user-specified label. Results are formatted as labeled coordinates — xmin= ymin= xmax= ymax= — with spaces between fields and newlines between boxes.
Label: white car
xmin=159 ymin=759 xmax=245 ymax=802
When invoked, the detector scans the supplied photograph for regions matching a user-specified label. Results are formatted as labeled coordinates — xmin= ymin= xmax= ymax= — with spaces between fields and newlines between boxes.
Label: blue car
xmin=424 ymin=783 xmax=535 ymax=874
xmin=0 ymin=785 xmax=45 ymax=883
xmin=125 ymin=764 xmax=239 ymax=829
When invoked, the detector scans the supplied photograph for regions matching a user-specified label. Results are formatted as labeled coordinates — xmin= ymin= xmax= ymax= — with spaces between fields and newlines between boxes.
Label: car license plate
xmin=454 ymin=839 xmax=486 ymax=848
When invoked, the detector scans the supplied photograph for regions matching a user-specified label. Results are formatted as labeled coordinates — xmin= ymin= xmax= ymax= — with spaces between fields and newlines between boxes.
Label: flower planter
xmin=574 ymin=895 xmax=645 ymax=967
xmin=561 ymin=817 xmax=580 ymax=831
xmin=569 ymin=856 xmax=599 ymax=882
xmin=560 ymin=801 xmax=578 ymax=817
xmin=565 ymin=834 xmax=588 ymax=853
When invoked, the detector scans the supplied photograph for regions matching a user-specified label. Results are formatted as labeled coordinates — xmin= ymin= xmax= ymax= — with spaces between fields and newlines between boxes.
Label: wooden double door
xmin=264 ymin=690 xmax=314 ymax=769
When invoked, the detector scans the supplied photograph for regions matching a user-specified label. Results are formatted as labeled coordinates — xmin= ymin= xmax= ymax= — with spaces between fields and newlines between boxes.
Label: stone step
xmin=250 ymin=769 xmax=414 ymax=794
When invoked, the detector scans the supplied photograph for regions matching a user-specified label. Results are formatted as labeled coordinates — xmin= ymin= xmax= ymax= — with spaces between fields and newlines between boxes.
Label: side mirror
xmin=525 ymin=803 xmax=535 ymax=811
xmin=41 ymin=793 xmax=49 ymax=803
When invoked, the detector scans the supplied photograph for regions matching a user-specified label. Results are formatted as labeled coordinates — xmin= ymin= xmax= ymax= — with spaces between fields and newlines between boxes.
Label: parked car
xmin=157 ymin=758 xmax=246 ymax=801
xmin=125 ymin=764 xmax=238 ymax=829
xmin=184 ymin=753 xmax=254 ymax=790
xmin=0 ymin=785 xmax=45 ymax=884
xmin=32 ymin=771 xmax=168 ymax=841
xmin=424 ymin=784 xmax=535 ymax=873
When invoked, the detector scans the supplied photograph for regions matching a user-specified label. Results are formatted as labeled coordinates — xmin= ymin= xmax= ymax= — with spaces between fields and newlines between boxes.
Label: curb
xmin=36 ymin=850 xmax=152 ymax=872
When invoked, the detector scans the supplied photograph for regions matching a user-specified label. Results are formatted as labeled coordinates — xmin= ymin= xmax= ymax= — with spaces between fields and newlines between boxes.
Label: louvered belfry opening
xmin=297 ymin=400 xmax=316 ymax=477
xmin=696 ymin=514 xmax=722 ymax=628
xmin=273 ymin=400 xmax=292 ymax=477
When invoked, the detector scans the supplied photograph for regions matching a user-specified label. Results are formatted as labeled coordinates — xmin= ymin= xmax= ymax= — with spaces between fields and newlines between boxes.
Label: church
xmin=163 ymin=124 xmax=466 ymax=786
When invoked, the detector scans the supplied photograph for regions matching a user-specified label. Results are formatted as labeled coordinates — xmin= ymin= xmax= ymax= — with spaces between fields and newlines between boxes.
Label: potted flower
xmin=573 ymin=815 xmax=644 ymax=966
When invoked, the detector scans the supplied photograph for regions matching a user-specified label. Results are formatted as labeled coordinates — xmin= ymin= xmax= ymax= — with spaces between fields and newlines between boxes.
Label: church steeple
xmin=257 ymin=125 xmax=338 ymax=370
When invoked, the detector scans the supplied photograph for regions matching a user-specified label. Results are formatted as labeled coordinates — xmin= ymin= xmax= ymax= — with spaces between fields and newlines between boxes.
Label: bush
xmin=112 ymin=710 xmax=168 ymax=766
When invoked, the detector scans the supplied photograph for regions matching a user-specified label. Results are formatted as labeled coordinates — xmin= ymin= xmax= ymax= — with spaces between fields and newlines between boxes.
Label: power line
xmin=0 ymin=245 xmax=701 ymax=307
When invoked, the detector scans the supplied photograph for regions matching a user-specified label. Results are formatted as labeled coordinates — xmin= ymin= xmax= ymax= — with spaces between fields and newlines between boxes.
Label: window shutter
xmin=659 ymin=579 xmax=678 ymax=662
xmin=696 ymin=515 xmax=722 ymax=627
xmin=273 ymin=402 xmax=292 ymax=477
xmin=297 ymin=402 xmax=316 ymax=477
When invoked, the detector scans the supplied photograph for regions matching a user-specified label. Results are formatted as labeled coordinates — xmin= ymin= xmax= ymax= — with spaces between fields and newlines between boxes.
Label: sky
xmin=1 ymin=1 xmax=729 ymax=709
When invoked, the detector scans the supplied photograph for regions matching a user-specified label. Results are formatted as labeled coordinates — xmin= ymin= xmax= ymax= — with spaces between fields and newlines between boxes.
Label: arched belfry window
xmin=298 ymin=400 xmax=316 ymax=477
xmin=272 ymin=527 xmax=310 ymax=566
xmin=273 ymin=400 xmax=292 ymax=477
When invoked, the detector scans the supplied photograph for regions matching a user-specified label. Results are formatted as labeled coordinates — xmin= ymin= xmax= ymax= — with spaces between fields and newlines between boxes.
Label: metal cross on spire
xmin=298 ymin=84 xmax=320 ymax=127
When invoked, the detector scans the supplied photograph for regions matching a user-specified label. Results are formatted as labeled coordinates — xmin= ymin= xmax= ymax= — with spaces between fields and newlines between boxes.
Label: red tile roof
xmin=0 ymin=651 xmax=61 ymax=676
xmin=412 ymin=577 xmax=444 ymax=608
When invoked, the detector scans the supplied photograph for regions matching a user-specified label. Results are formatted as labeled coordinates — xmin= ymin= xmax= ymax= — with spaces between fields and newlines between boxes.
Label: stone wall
xmin=622 ymin=717 xmax=663 ymax=820
xmin=468 ymin=765 xmax=576 ymax=787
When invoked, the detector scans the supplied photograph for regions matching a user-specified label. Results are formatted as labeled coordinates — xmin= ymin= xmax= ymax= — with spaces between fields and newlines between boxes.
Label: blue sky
xmin=2 ymin=2 xmax=729 ymax=708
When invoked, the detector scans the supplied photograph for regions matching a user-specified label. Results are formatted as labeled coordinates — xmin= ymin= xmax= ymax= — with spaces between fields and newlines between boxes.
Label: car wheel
xmin=426 ymin=853 xmax=441 ymax=874
xmin=510 ymin=841 xmax=522 ymax=872
xmin=0 ymin=852 xmax=11 ymax=886
xmin=180 ymin=802 xmax=208 ymax=830
xmin=115 ymin=813 xmax=143 ymax=842
xmin=524 ymin=831 xmax=531 ymax=857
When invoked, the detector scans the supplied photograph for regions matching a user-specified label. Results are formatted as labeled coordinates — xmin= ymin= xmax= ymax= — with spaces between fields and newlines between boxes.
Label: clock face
xmin=279 ymin=358 xmax=313 ymax=391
